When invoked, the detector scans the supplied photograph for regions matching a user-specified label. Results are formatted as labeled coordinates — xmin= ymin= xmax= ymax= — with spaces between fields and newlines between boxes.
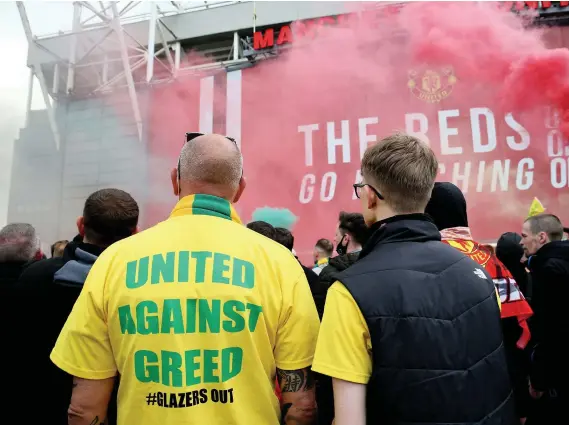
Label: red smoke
xmin=133 ymin=2 xmax=569 ymax=263
xmin=237 ymin=1 xmax=569 ymax=261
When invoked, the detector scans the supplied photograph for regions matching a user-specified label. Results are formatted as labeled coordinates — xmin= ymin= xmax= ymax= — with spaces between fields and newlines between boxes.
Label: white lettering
xmin=550 ymin=158 xmax=568 ymax=188
xmin=516 ymin=158 xmax=534 ymax=190
xmin=439 ymin=109 xmax=462 ymax=155
xmin=358 ymin=117 xmax=379 ymax=158
xmin=505 ymin=113 xmax=530 ymax=151
xmin=544 ymin=106 xmax=560 ymax=129
xmin=299 ymin=174 xmax=315 ymax=204
xmin=452 ymin=161 xmax=471 ymax=192
xmin=298 ymin=124 xmax=319 ymax=166
xmin=547 ymin=130 xmax=564 ymax=158
xmin=405 ymin=113 xmax=429 ymax=142
xmin=471 ymin=107 xmax=497 ymax=153
xmin=438 ymin=163 xmax=446 ymax=175
xmin=490 ymin=160 xmax=510 ymax=192
xmin=327 ymin=120 xmax=351 ymax=165
xmin=320 ymin=172 xmax=337 ymax=202
xmin=476 ymin=161 xmax=486 ymax=193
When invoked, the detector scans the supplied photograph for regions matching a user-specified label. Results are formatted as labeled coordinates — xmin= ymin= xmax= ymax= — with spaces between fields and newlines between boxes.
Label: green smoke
xmin=250 ymin=207 xmax=298 ymax=230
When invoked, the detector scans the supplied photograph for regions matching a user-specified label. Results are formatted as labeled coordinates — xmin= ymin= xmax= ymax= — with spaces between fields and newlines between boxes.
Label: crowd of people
xmin=0 ymin=132 xmax=567 ymax=425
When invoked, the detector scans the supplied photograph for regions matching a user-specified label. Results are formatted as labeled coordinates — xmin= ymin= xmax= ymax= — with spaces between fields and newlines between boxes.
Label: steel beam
xmin=110 ymin=2 xmax=143 ymax=141
xmin=174 ymin=42 xmax=181 ymax=72
xmin=52 ymin=63 xmax=60 ymax=94
xmin=157 ymin=20 xmax=175 ymax=73
xmin=17 ymin=2 xmax=61 ymax=150
xmin=67 ymin=2 xmax=82 ymax=93
xmin=146 ymin=4 xmax=158 ymax=82
xmin=233 ymin=31 xmax=240 ymax=60
xmin=80 ymin=1 xmax=110 ymax=23
xmin=25 ymin=68 xmax=34 ymax=127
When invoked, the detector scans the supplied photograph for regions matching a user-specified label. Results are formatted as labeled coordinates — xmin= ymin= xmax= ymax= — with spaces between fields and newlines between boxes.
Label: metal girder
xmin=25 ymin=68 xmax=34 ymax=127
xmin=157 ymin=19 xmax=175 ymax=72
xmin=67 ymin=2 xmax=82 ymax=93
xmin=171 ymin=2 xmax=185 ymax=12
xmin=146 ymin=4 xmax=157 ymax=82
xmin=16 ymin=2 xmax=61 ymax=150
xmin=80 ymin=1 xmax=110 ymax=23
xmin=110 ymin=2 xmax=143 ymax=141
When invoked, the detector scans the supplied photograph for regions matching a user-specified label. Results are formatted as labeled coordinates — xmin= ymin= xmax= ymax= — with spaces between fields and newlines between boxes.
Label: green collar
xmin=170 ymin=194 xmax=242 ymax=224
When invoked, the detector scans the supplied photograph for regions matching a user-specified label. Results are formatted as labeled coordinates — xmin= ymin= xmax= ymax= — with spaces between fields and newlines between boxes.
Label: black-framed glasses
xmin=178 ymin=132 xmax=240 ymax=181
xmin=353 ymin=183 xmax=384 ymax=200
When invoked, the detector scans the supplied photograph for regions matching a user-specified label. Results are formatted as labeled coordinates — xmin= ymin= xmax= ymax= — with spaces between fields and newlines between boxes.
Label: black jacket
xmin=10 ymin=242 xmax=117 ymax=425
xmin=0 ymin=261 xmax=31 ymax=287
xmin=527 ymin=240 xmax=569 ymax=391
xmin=338 ymin=215 xmax=516 ymax=425
xmin=313 ymin=251 xmax=360 ymax=319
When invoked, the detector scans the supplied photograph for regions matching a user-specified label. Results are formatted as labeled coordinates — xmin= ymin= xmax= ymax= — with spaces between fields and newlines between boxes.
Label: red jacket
xmin=441 ymin=227 xmax=533 ymax=349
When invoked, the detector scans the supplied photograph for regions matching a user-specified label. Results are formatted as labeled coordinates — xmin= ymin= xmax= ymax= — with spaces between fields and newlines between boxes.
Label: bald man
xmin=51 ymin=133 xmax=320 ymax=425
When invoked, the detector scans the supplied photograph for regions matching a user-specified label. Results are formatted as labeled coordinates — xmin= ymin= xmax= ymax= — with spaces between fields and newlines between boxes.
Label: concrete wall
xmin=8 ymin=93 xmax=149 ymax=244
xmin=8 ymin=111 xmax=62 ymax=245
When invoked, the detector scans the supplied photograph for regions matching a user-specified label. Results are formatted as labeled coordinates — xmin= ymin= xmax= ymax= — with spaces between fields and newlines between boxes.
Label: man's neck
xmin=347 ymin=244 xmax=362 ymax=254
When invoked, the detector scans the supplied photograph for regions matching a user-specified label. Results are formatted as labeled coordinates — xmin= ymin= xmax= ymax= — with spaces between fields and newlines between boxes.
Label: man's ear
xmin=232 ymin=176 xmax=247 ymax=203
xmin=76 ymin=216 xmax=85 ymax=237
xmin=171 ymin=168 xmax=179 ymax=196
xmin=537 ymin=231 xmax=548 ymax=245
xmin=366 ymin=186 xmax=377 ymax=210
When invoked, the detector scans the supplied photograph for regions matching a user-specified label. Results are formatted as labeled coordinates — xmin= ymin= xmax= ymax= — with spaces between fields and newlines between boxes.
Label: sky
xmin=0 ymin=1 xmax=204 ymax=228
xmin=0 ymin=1 xmax=72 ymax=228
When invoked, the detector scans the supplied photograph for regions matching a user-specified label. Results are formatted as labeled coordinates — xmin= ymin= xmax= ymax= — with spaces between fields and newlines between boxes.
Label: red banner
xmin=147 ymin=26 xmax=569 ymax=266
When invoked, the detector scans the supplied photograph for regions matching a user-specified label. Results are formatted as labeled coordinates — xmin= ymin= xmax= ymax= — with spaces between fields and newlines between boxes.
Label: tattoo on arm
xmin=277 ymin=368 xmax=317 ymax=425
xmin=89 ymin=417 xmax=106 ymax=425
xmin=277 ymin=368 xmax=315 ymax=392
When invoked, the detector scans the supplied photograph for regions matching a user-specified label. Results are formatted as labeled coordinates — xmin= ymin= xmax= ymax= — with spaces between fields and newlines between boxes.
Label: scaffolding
xmin=17 ymin=1 xmax=250 ymax=145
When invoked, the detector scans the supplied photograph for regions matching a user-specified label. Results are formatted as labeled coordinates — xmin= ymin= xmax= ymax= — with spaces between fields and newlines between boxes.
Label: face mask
xmin=336 ymin=235 xmax=348 ymax=256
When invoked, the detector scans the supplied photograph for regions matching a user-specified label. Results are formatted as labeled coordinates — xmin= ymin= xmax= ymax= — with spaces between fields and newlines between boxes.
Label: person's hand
xmin=529 ymin=381 xmax=544 ymax=399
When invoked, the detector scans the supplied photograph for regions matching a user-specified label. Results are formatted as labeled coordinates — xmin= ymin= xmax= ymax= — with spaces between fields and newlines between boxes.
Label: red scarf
xmin=441 ymin=227 xmax=533 ymax=349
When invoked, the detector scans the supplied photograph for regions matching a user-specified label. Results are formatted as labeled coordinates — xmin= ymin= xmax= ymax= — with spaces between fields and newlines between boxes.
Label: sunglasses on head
xmin=178 ymin=132 xmax=240 ymax=181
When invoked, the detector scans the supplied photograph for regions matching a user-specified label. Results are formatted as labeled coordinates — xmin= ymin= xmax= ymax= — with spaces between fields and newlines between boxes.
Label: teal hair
xmin=250 ymin=207 xmax=298 ymax=230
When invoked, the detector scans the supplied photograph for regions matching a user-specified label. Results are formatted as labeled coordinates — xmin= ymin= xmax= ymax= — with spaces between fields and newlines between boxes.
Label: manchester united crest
xmin=408 ymin=67 xmax=457 ymax=103
xmin=446 ymin=240 xmax=491 ymax=267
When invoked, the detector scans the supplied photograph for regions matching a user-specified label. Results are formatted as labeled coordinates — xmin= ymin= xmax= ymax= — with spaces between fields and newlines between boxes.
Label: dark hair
xmin=315 ymin=238 xmax=333 ymax=256
xmin=246 ymin=221 xmax=276 ymax=239
xmin=338 ymin=211 xmax=369 ymax=246
xmin=496 ymin=232 xmax=531 ymax=299
xmin=83 ymin=189 xmax=139 ymax=247
xmin=274 ymin=227 xmax=294 ymax=251
xmin=524 ymin=213 xmax=564 ymax=242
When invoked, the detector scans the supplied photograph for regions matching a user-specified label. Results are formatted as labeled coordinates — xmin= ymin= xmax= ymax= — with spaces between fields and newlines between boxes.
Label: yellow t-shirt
xmin=312 ymin=282 xmax=372 ymax=384
xmin=51 ymin=194 xmax=320 ymax=425
xmin=312 ymin=282 xmax=503 ymax=384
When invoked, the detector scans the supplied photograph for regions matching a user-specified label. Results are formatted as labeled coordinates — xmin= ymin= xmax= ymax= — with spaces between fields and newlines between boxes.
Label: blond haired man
xmin=312 ymin=133 xmax=516 ymax=425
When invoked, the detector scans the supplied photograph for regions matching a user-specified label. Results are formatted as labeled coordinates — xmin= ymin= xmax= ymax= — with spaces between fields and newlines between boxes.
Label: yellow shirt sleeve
xmin=274 ymin=270 xmax=321 ymax=371
xmin=50 ymin=248 xmax=118 ymax=380
xmin=312 ymin=282 xmax=372 ymax=384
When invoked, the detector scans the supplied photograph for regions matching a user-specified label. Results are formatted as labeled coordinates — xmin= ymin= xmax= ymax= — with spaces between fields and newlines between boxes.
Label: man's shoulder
xmin=19 ymin=257 xmax=67 ymax=286
xmin=343 ymin=239 xmax=468 ymax=276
